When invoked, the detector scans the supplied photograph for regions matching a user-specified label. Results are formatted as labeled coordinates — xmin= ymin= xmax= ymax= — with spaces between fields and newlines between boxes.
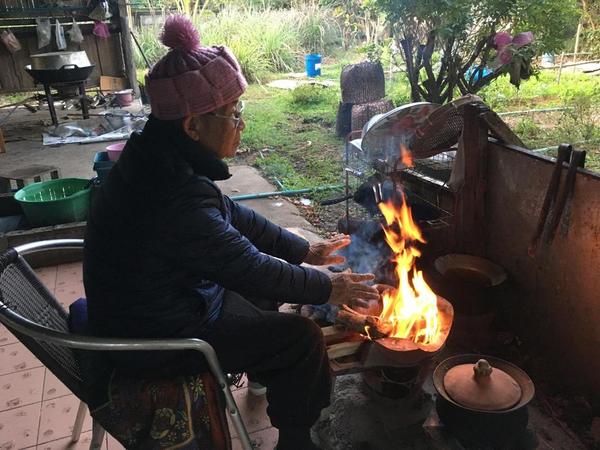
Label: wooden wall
xmin=0 ymin=0 xmax=129 ymax=93
xmin=484 ymin=141 xmax=600 ymax=396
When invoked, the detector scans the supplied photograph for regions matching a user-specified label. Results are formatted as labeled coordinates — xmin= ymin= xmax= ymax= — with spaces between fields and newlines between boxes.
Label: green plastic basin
xmin=14 ymin=178 xmax=91 ymax=227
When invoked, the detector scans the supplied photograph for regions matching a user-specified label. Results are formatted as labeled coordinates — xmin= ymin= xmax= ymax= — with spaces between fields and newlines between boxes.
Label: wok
xmin=25 ymin=64 xmax=95 ymax=85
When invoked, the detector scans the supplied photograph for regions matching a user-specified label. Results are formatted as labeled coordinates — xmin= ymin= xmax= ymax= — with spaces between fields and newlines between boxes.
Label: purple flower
xmin=512 ymin=32 xmax=534 ymax=49
xmin=493 ymin=31 xmax=534 ymax=66
xmin=494 ymin=32 xmax=512 ymax=48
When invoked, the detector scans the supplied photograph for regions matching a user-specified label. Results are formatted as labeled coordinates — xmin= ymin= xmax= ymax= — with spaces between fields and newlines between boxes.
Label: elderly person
xmin=83 ymin=15 xmax=378 ymax=450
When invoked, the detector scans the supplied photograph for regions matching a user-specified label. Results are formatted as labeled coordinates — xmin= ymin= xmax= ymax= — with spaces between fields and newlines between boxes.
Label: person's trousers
xmin=197 ymin=290 xmax=331 ymax=429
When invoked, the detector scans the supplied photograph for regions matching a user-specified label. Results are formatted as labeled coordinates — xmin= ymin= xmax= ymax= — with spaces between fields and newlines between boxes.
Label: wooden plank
xmin=327 ymin=341 xmax=363 ymax=360
xmin=96 ymin=33 xmax=124 ymax=77
xmin=480 ymin=110 xmax=526 ymax=148
xmin=0 ymin=8 xmax=91 ymax=19
xmin=454 ymin=103 xmax=488 ymax=255
xmin=117 ymin=0 xmax=139 ymax=96
xmin=79 ymin=34 xmax=102 ymax=86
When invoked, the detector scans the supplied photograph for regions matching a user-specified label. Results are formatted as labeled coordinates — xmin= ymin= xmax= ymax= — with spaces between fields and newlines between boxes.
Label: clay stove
xmin=325 ymin=190 xmax=454 ymax=406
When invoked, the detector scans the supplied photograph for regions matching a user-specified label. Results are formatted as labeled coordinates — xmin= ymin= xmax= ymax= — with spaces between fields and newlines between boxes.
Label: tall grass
xmin=133 ymin=5 xmax=342 ymax=82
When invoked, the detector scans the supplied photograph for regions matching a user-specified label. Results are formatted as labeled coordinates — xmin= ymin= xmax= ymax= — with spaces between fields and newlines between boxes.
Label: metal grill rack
xmin=342 ymin=136 xmax=454 ymax=228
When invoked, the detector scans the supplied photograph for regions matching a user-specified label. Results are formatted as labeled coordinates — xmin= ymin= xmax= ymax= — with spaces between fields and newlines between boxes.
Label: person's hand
xmin=373 ymin=283 xmax=396 ymax=297
xmin=304 ymin=234 xmax=350 ymax=266
xmin=353 ymin=284 xmax=396 ymax=316
xmin=328 ymin=270 xmax=378 ymax=309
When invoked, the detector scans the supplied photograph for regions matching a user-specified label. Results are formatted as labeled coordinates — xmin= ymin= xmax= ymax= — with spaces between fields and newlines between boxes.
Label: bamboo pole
xmin=573 ymin=22 xmax=582 ymax=73
xmin=557 ymin=52 xmax=565 ymax=83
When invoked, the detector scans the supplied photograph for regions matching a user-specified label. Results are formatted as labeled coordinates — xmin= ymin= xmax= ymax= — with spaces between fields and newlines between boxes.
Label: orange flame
xmin=377 ymin=197 xmax=440 ymax=345
xmin=400 ymin=144 xmax=413 ymax=167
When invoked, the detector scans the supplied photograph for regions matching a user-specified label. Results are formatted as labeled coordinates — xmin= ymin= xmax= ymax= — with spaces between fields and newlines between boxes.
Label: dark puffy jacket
xmin=83 ymin=117 xmax=331 ymax=372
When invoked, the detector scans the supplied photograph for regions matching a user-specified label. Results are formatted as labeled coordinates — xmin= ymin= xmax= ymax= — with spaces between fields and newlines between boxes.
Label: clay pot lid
xmin=443 ymin=359 xmax=522 ymax=411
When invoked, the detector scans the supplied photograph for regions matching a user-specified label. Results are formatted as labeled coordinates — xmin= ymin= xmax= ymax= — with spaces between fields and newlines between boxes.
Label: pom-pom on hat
xmin=145 ymin=14 xmax=247 ymax=120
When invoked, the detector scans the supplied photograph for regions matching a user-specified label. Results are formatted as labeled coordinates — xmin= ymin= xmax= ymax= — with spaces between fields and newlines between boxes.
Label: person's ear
xmin=182 ymin=115 xmax=202 ymax=141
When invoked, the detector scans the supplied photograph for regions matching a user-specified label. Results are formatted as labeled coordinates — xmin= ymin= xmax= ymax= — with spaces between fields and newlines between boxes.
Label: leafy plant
xmin=290 ymin=84 xmax=330 ymax=105
xmin=371 ymin=0 xmax=581 ymax=103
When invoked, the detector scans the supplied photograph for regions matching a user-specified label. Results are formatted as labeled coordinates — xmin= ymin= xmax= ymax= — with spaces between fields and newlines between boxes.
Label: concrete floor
xmin=0 ymin=102 xmax=315 ymax=232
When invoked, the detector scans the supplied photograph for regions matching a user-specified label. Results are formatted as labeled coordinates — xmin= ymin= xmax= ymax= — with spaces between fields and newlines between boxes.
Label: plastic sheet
xmin=36 ymin=18 xmax=51 ymax=49
xmin=67 ymin=19 xmax=84 ymax=44
xmin=43 ymin=110 xmax=147 ymax=145
xmin=0 ymin=29 xmax=21 ymax=53
xmin=93 ymin=21 xmax=110 ymax=39
xmin=55 ymin=19 xmax=67 ymax=50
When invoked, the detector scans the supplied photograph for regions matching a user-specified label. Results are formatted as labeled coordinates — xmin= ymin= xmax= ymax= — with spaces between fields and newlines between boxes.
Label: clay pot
xmin=433 ymin=354 xmax=535 ymax=448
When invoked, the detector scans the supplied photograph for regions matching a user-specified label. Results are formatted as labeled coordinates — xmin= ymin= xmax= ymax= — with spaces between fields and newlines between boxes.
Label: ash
xmin=313 ymin=374 xmax=433 ymax=450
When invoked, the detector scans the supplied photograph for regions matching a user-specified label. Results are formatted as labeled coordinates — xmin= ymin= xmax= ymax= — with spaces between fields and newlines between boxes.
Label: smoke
xmin=337 ymin=220 xmax=392 ymax=282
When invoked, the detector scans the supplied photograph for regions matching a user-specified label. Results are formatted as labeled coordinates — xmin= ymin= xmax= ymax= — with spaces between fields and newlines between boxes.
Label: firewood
xmin=335 ymin=305 xmax=392 ymax=339
xmin=327 ymin=341 xmax=363 ymax=360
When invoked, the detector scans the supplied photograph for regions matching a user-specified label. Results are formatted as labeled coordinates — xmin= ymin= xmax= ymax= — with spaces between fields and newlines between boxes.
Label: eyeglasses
xmin=208 ymin=100 xmax=245 ymax=129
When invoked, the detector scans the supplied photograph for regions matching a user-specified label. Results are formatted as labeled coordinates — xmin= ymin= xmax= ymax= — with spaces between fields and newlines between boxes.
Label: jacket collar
xmin=118 ymin=115 xmax=231 ymax=188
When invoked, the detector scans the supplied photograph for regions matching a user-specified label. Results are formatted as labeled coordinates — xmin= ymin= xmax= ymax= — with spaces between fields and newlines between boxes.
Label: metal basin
xmin=30 ymin=51 xmax=91 ymax=70
xmin=25 ymin=65 xmax=95 ymax=85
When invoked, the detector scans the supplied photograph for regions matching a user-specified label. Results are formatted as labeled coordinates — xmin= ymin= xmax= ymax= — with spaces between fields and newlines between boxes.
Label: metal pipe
xmin=497 ymin=107 xmax=572 ymax=116
xmin=543 ymin=59 xmax=600 ymax=70
xmin=532 ymin=141 xmax=592 ymax=153
xmin=230 ymin=185 xmax=343 ymax=201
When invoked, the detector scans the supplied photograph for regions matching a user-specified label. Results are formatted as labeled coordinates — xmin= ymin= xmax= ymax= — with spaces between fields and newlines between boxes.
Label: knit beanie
xmin=145 ymin=15 xmax=247 ymax=120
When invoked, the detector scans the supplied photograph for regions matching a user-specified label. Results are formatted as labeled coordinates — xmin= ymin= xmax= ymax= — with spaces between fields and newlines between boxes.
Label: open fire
xmin=377 ymin=197 xmax=440 ymax=345
xmin=333 ymin=191 xmax=453 ymax=358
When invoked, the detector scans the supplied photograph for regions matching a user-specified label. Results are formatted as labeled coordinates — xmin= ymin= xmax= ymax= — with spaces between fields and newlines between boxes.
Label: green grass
xmin=240 ymin=82 xmax=344 ymax=190
xmin=239 ymin=59 xmax=600 ymax=183
xmin=478 ymin=70 xmax=600 ymax=111
xmin=0 ymin=92 xmax=32 ymax=107
xmin=132 ymin=6 xmax=343 ymax=83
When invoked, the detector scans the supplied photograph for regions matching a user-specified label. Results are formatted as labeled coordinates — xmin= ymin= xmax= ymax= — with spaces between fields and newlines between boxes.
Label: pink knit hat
xmin=145 ymin=15 xmax=247 ymax=120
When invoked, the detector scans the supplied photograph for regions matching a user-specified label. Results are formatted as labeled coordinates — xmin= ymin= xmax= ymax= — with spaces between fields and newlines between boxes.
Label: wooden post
xmin=0 ymin=127 xmax=6 ymax=154
xmin=572 ymin=22 xmax=582 ymax=73
xmin=454 ymin=103 xmax=488 ymax=256
xmin=117 ymin=0 xmax=140 ymax=98
xmin=557 ymin=51 xmax=565 ymax=83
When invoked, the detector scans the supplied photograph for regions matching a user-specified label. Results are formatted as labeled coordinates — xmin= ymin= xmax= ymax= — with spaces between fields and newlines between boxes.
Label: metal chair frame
xmin=0 ymin=239 xmax=252 ymax=450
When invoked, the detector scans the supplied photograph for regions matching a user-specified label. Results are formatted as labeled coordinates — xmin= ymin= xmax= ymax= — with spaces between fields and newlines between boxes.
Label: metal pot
xmin=30 ymin=51 xmax=91 ymax=71
xmin=433 ymin=354 xmax=535 ymax=448
xmin=25 ymin=65 xmax=95 ymax=85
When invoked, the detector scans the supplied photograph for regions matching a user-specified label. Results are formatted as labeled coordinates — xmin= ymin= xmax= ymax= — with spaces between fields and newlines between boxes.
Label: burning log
xmin=335 ymin=305 xmax=393 ymax=339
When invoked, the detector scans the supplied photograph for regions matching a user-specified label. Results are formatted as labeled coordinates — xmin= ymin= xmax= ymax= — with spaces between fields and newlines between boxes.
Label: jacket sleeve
xmin=224 ymin=196 xmax=310 ymax=264
xmin=165 ymin=202 xmax=331 ymax=305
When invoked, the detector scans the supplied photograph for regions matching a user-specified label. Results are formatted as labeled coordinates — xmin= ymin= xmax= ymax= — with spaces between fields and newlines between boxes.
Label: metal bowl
xmin=30 ymin=51 xmax=91 ymax=71
xmin=25 ymin=65 xmax=95 ymax=85
xmin=434 ymin=254 xmax=507 ymax=287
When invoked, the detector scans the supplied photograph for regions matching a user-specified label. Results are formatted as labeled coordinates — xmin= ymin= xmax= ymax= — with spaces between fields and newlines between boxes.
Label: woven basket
xmin=351 ymin=100 xmax=394 ymax=133
xmin=335 ymin=101 xmax=354 ymax=138
xmin=341 ymin=61 xmax=385 ymax=104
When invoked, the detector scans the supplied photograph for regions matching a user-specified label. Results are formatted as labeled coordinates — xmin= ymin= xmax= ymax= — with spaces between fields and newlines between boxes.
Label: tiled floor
xmin=0 ymin=262 xmax=276 ymax=449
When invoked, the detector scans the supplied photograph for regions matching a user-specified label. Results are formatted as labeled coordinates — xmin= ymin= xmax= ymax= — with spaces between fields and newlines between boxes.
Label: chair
xmin=0 ymin=239 xmax=252 ymax=450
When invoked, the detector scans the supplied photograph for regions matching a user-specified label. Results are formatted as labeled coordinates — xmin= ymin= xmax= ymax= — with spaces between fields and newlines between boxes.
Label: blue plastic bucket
xmin=93 ymin=151 xmax=115 ymax=184
xmin=305 ymin=54 xmax=322 ymax=77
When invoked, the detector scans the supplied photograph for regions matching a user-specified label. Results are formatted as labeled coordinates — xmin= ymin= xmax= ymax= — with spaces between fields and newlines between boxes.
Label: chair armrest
xmin=15 ymin=239 xmax=84 ymax=256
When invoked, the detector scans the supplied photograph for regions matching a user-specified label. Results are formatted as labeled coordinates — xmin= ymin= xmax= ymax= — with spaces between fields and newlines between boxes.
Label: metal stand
xmin=42 ymin=81 xmax=89 ymax=126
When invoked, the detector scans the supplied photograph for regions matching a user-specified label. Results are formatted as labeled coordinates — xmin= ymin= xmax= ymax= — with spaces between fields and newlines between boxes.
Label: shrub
xmin=132 ymin=6 xmax=342 ymax=82
xmin=290 ymin=84 xmax=330 ymax=105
